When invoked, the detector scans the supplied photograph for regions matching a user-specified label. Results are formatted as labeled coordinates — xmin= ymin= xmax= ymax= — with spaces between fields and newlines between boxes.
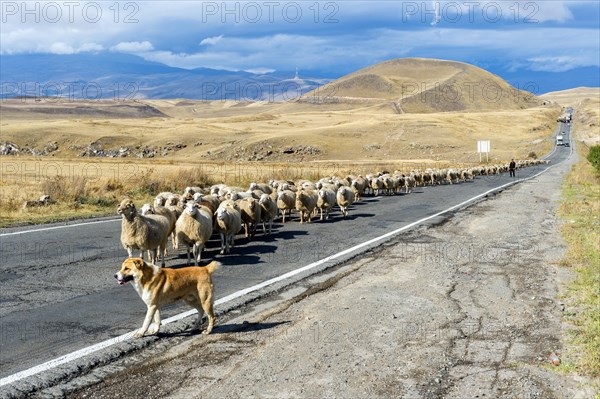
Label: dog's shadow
xmin=157 ymin=320 xmax=290 ymax=338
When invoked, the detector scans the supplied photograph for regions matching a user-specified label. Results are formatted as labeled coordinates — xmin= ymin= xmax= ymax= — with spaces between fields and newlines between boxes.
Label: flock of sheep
xmin=117 ymin=159 xmax=549 ymax=266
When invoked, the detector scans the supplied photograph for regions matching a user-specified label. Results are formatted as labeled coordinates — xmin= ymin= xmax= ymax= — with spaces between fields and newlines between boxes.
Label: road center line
xmin=0 ymin=160 xmax=563 ymax=388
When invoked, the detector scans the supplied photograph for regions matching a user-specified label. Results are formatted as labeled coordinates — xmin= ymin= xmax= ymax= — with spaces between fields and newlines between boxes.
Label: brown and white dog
xmin=115 ymin=257 xmax=220 ymax=337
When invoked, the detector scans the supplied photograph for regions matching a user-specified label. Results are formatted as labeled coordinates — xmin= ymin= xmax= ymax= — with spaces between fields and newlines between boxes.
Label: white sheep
xmin=249 ymin=182 xmax=272 ymax=195
xmin=184 ymin=186 xmax=203 ymax=196
xmin=295 ymin=189 xmax=318 ymax=224
xmin=175 ymin=201 xmax=213 ymax=265
xmin=258 ymin=193 xmax=277 ymax=235
xmin=215 ymin=202 xmax=242 ymax=255
xmin=140 ymin=203 xmax=177 ymax=254
xmin=369 ymin=177 xmax=384 ymax=196
xmin=336 ymin=186 xmax=354 ymax=218
xmin=154 ymin=192 xmax=173 ymax=207
xmin=277 ymin=189 xmax=296 ymax=223
xmin=317 ymin=188 xmax=336 ymax=221
xmin=403 ymin=175 xmax=414 ymax=193
xmin=117 ymin=198 xmax=170 ymax=267
xmin=237 ymin=197 xmax=262 ymax=239
xmin=350 ymin=177 xmax=367 ymax=202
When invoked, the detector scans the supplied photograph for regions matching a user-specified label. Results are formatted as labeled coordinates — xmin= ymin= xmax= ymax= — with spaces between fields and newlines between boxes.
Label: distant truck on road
xmin=556 ymin=135 xmax=564 ymax=146
xmin=557 ymin=114 xmax=572 ymax=123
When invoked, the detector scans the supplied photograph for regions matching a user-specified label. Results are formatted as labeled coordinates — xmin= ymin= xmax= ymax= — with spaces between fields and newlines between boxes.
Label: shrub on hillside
xmin=587 ymin=145 xmax=600 ymax=173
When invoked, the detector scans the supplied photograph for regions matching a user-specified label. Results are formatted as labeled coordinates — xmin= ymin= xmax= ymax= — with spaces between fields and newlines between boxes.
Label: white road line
xmin=0 ymin=159 xmax=564 ymax=388
xmin=0 ymin=219 xmax=120 ymax=237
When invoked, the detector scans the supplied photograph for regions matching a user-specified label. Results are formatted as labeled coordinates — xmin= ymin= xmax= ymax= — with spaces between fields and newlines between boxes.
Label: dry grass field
xmin=0 ymin=58 xmax=572 ymax=226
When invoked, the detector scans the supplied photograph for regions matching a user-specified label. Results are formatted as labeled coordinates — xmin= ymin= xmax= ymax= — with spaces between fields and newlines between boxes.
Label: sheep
xmin=403 ymin=175 xmax=414 ymax=193
xmin=446 ymin=169 xmax=459 ymax=184
xmin=184 ymin=186 xmax=203 ymax=196
xmin=237 ymin=197 xmax=262 ymax=239
xmin=269 ymin=179 xmax=293 ymax=190
xmin=411 ymin=171 xmax=423 ymax=187
xmin=215 ymin=202 xmax=242 ymax=255
xmin=350 ymin=177 xmax=367 ymax=202
xmin=295 ymin=189 xmax=318 ymax=224
xmin=154 ymin=192 xmax=173 ymax=207
xmin=117 ymin=198 xmax=170 ymax=267
xmin=190 ymin=193 xmax=218 ymax=219
xmin=395 ymin=174 xmax=406 ymax=192
xmin=249 ymin=182 xmax=272 ymax=195
xmin=193 ymin=193 xmax=220 ymax=212
xmin=277 ymin=189 xmax=296 ymax=223
xmin=317 ymin=188 xmax=336 ymax=220
xmin=165 ymin=195 xmax=184 ymax=220
xmin=225 ymin=189 xmax=253 ymax=201
xmin=258 ymin=193 xmax=277 ymax=235
xmin=336 ymin=186 xmax=354 ymax=218
xmin=297 ymin=180 xmax=317 ymax=191
xmin=369 ymin=176 xmax=384 ymax=196
xmin=140 ymin=203 xmax=178 ymax=254
xmin=165 ymin=194 xmax=183 ymax=207
xmin=460 ymin=169 xmax=473 ymax=182
xmin=381 ymin=175 xmax=399 ymax=195
xmin=175 ymin=201 xmax=213 ymax=265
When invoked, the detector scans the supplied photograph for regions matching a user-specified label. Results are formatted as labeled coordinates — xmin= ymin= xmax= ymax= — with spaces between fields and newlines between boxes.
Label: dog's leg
xmin=134 ymin=305 xmax=158 ymax=338
xmin=199 ymin=291 xmax=216 ymax=335
xmin=184 ymin=296 xmax=204 ymax=331
xmin=147 ymin=309 xmax=161 ymax=335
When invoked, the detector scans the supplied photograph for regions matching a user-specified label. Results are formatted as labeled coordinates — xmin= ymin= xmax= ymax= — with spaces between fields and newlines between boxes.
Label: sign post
xmin=477 ymin=140 xmax=491 ymax=163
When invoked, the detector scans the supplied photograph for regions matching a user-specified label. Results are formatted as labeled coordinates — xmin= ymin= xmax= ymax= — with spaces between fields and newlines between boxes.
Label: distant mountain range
xmin=0 ymin=53 xmax=597 ymax=100
xmin=0 ymin=53 xmax=332 ymax=101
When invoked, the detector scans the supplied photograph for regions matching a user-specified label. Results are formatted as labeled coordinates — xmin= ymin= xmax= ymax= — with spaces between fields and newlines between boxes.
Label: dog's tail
xmin=205 ymin=260 xmax=221 ymax=275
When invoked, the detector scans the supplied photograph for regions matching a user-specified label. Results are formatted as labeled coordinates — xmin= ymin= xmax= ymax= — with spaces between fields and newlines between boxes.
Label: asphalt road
xmin=0 ymin=126 xmax=572 ymax=380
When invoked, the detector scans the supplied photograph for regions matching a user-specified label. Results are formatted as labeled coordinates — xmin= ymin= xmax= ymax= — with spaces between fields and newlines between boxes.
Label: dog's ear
xmin=132 ymin=258 xmax=145 ymax=269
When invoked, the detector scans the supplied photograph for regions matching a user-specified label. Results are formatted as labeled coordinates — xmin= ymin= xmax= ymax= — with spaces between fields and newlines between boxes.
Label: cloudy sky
xmin=1 ymin=1 xmax=599 ymax=80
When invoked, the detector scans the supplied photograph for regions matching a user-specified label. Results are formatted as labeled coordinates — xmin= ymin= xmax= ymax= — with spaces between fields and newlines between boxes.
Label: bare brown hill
xmin=300 ymin=58 xmax=543 ymax=113
xmin=0 ymin=99 xmax=168 ymax=119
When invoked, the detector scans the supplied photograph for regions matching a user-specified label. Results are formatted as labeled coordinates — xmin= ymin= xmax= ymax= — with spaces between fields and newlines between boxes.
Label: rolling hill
xmin=300 ymin=58 xmax=544 ymax=113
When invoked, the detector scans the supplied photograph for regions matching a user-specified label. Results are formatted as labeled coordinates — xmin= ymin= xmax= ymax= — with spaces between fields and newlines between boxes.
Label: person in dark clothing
xmin=509 ymin=159 xmax=516 ymax=177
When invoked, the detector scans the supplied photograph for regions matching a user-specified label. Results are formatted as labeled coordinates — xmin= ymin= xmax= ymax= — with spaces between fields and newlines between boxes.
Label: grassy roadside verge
xmin=559 ymin=142 xmax=600 ymax=379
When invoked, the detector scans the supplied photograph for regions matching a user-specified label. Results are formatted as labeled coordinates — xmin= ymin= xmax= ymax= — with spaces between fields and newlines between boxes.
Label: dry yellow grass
xmin=0 ymin=99 xmax=558 ymax=163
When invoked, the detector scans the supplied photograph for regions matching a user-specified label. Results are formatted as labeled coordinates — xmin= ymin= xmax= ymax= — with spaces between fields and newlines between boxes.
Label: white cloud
xmin=78 ymin=43 xmax=104 ymax=52
xmin=111 ymin=41 xmax=154 ymax=53
xmin=200 ymin=35 xmax=224 ymax=46
xmin=527 ymin=56 xmax=596 ymax=72
xmin=49 ymin=42 xmax=75 ymax=54
xmin=245 ymin=67 xmax=276 ymax=74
